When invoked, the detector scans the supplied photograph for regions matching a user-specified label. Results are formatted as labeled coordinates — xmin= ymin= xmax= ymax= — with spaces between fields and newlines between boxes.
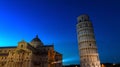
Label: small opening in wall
xmin=82 ymin=17 xmax=83 ymax=21
xmin=89 ymin=44 xmax=91 ymax=46
xmin=79 ymin=20 xmax=81 ymax=22
xmin=0 ymin=50 xmax=2 ymax=52
xmin=21 ymin=45 xmax=23 ymax=48
xmin=84 ymin=19 xmax=87 ymax=21
xmin=85 ymin=23 xmax=88 ymax=27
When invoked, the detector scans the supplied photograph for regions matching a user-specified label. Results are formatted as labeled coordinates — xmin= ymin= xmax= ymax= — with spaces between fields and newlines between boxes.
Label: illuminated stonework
xmin=0 ymin=35 xmax=62 ymax=67
xmin=76 ymin=14 xmax=101 ymax=67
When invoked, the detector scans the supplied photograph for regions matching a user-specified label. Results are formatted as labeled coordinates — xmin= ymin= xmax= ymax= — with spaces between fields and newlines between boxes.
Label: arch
xmin=89 ymin=44 xmax=91 ymax=46
xmin=21 ymin=44 xmax=23 ymax=48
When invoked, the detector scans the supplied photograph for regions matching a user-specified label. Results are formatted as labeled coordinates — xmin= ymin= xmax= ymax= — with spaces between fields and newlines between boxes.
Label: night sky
xmin=0 ymin=0 xmax=120 ymax=65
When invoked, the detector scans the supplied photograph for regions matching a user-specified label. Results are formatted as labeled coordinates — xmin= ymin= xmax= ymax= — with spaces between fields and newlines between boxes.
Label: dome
xmin=31 ymin=35 xmax=41 ymax=42
xmin=30 ymin=35 xmax=43 ymax=48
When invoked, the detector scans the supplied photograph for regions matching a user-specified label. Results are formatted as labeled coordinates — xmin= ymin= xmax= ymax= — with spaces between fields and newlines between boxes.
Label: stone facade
xmin=0 ymin=35 xmax=62 ymax=67
xmin=76 ymin=14 xmax=101 ymax=67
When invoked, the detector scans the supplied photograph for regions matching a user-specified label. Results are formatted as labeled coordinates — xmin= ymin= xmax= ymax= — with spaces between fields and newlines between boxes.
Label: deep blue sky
xmin=0 ymin=0 xmax=120 ymax=65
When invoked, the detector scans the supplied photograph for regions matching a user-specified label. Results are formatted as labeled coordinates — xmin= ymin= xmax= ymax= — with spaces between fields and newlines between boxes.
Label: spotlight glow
xmin=62 ymin=57 xmax=78 ymax=63
xmin=52 ymin=60 xmax=62 ymax=64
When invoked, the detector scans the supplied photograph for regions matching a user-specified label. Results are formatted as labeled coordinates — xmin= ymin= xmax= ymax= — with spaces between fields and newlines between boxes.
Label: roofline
xmin=43 ymin=45 xmax=54 ymax=47
xmin=0 ymin=46 xmax=16 ymax=49
xmin=55 ymin=51 xmax=62 ymax=55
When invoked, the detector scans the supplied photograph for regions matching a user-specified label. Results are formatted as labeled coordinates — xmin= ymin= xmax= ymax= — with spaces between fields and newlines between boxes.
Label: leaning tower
xmin=76 ymin=14 xmax=101 ymax=67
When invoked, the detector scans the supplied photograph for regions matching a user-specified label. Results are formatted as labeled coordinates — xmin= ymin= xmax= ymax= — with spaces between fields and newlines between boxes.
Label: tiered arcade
xmin=76 ymin=14 xmax=101 ymax=67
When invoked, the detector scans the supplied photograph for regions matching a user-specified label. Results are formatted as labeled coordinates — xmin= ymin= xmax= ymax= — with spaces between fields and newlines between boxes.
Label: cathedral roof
xmin=0 ymin=46 xmax=16 ymax=49
xmin=55 ymin=51 xmax=62 ymax=55
xmin=30 ymin=35 xmax=43 ymax=48
xmin=31 ymin=35 xmax=42 ymax=42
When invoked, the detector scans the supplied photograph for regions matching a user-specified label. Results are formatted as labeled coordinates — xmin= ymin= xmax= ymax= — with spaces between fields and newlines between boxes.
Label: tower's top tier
xmin=77 ymin=14 xmax=90 ymax=23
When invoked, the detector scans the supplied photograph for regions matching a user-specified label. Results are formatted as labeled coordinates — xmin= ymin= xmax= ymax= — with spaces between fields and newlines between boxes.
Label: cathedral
xmin=0 ymin=35 xmax=62 ymax=67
